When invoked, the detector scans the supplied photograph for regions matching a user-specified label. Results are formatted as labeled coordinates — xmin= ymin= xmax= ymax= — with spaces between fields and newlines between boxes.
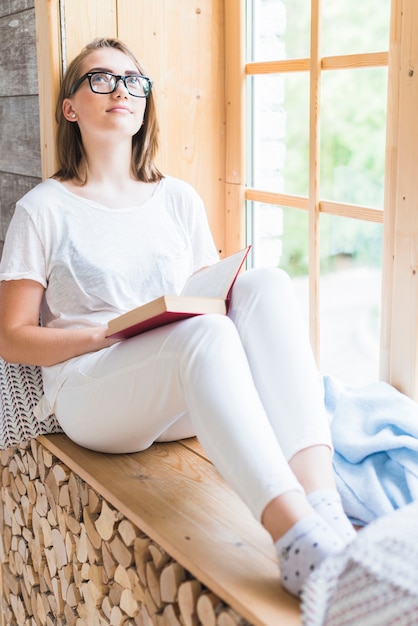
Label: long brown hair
xmin=53 ymin=38 xmax=163 ymax=183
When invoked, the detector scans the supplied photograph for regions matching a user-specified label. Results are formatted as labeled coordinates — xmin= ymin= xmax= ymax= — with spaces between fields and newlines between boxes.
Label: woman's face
xmin=63 ymin=47 xmax=147 ymax=143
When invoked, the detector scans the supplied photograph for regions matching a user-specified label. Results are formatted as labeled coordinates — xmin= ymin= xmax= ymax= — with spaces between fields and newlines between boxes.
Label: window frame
xmin=234 ymin=0 xmax=418 ymax=400
xmin=243 ymin=0 xmax=387 ymax=360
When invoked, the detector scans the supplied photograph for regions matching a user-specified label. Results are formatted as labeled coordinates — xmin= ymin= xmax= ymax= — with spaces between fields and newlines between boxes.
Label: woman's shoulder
xmin=159 ymin=175 xmax=202 ymax=201
xmin=18 ymin=178 xmax=65 ymax=209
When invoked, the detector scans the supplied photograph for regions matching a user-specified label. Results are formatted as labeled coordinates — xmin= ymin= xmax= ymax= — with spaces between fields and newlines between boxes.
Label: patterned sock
xmin=275 ymin=514 xmax=345 ymax=597
xmin=308 ymin=488 xmax=357 ymax=543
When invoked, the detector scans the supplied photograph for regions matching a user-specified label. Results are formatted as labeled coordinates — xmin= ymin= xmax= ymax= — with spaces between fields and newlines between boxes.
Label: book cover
xmin=106 ymin=246 xmax=251 ymax=339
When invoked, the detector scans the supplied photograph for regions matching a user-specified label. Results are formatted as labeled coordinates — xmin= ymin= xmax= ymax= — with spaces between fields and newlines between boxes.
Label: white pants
xmin=56 ymin=268 xmax=332 ymax=521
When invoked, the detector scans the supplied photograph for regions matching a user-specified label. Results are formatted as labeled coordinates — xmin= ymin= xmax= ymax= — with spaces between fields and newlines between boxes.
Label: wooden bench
xmin=0 ymin=433 xmax=301 ymax=626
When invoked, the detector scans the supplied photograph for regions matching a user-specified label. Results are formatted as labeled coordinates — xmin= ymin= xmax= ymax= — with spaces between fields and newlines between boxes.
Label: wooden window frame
xmin=244 ymin=1 xmax=386 ymax=360
xmin=241 ymin=0 xmax=418 ymax=400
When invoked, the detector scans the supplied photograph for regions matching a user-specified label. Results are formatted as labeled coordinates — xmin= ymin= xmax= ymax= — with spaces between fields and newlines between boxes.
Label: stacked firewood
xmin=0 ymin=440 xmax=248 ymax=626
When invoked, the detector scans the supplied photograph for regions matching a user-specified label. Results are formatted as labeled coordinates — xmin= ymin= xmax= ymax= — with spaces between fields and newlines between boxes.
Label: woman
xmin=0 ymin=38 xmax=355 ymax=597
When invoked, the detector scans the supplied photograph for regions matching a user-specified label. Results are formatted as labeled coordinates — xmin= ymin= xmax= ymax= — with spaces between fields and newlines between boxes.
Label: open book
xmin=106 ymin=246 xmax=251 ymax=339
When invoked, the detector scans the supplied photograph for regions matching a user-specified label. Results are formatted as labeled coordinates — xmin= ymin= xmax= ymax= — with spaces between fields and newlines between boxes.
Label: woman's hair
xmin=53 ymin=37 xmax=163 ymax=183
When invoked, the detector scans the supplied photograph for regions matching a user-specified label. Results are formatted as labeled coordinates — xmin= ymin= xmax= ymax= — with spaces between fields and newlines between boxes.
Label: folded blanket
xmin=323 ymin=375 xmax=418 ymax=525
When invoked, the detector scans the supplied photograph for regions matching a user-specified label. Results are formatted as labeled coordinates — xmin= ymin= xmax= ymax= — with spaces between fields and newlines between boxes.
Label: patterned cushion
xmin=0 ymin=359 xmax=63 ymax=450
xmin=302 ymin=501 xmax=418 ymax=625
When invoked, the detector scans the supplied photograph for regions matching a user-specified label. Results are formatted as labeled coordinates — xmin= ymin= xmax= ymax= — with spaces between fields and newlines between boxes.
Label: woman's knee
xmin=175 ymin=313 xmax=242 ymax=367
xmin=182 ymin=312 xmax=238 ymax=344
xmin=232 ymin=266 xmax=292 ymax=300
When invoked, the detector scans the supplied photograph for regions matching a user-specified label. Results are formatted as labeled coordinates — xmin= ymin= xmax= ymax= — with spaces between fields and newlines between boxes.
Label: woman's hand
xmin=0 ymin=279 xmax=122 ymax=367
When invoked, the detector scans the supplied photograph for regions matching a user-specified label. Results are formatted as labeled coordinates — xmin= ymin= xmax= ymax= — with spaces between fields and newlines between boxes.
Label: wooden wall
xmin=0 ymin=0 xmax=41 ymax=258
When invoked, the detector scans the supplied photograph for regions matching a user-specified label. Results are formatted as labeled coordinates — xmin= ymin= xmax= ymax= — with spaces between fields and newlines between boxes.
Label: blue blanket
xmin=323 ymin=375 xmax=418 ymax=525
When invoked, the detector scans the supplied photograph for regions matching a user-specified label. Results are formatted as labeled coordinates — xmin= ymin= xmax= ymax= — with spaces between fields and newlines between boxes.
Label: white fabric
xmin=0 ymin=176 xmax=219 ymax=416
xmin=55 ymin=268 xmax=333 ymax=521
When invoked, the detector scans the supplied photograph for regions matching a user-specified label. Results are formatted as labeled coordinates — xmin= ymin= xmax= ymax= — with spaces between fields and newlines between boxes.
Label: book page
xmin=181 ymin=247 xmax=250 ymax=298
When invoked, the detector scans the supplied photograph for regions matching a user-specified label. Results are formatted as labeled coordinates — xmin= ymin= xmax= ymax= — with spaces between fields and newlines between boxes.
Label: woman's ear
xmin=62 ymin=99 xmax=78 ymax=122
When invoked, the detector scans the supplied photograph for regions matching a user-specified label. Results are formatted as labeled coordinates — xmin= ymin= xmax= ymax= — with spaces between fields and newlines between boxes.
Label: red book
xmin=106 ymin=246 xmax=251 ymax=339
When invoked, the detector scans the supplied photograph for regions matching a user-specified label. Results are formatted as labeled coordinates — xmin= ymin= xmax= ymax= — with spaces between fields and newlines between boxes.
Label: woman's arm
xmin=0 ymin=279 xmax=120 ymax=367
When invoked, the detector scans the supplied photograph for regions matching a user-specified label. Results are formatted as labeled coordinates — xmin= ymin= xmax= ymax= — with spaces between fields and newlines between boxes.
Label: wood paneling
xmin=0 ymin=96 xmax=41 ymax=177
xmin=0 ymin=3 xmax=41 ymax=254
xmin=34 ymin=0 xmax=61 ymax=180
xmin=62 ymin=0 xmax=117 ymax=64
xmin=0 ymin=8 xmax=38 ymax=96
xmin=380 ymin=0 xmax=418 ymax=398
xmin=0 ymin=0 xmax=33 ymax=19
xmin=224 ymin=0 xmax=246 ymax=254
xmin=0 ymin=172 xmax=40 ymax=257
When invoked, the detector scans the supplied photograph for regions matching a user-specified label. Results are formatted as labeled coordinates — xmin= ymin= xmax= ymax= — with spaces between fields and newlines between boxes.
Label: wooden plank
xmin=246 ymin=189 xmax=310 ymax=211
xmin=319 ymin=200 xmax=384 ymax=223
xmin=179 ymin=437 xmax=209 ymax=461
xmin=245 ymin=190 xmax=383 ymax=224
xmin=225 ymin=182 xmax=245 ymax=256
xmin=380 ymin=0 xmax=418 ymax=398
xmin=225 ymin=0 xmax=245 ymax=186
xmin=0 ymin=0 xmax=33 ymax=19
xmin=0 ymin=96 xmax=41 ymax=178
xmin=39 ymin=434 xmax=300 ymax=626
xmin=0 ymin=172 xmax=40 ymax=246
xmin=245 ymin=53 xmax=387 ymax=76
xmin=246 ymin=59 xmax=310 ymax=75
xmin=62 ymin=0 xmax=117 ymax=64
xmin=224 ymin=0 xmax=245 ymax=255
xmin=380 ymin=0 xmax=402 ymax=385
xmin=0 ymin=8 xmax=38 ymax=96
xmin=34 ymin=0 xmax=61 ymax=180
xmin=308 ymin=0 xmax=322 ymax=363
xmin=321 ymin=51 xmax=388 ymax=70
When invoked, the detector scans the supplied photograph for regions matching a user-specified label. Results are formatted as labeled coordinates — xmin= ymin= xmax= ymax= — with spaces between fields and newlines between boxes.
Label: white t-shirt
xmin=0 ymin=176 xmax=219 ymax=415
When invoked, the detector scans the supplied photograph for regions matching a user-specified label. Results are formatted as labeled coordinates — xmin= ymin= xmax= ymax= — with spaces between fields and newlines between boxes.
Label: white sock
xmin=308 ymin=488 xmax=356 ymax=543
xmin=275 ymin=514 xmax=345 ymax=597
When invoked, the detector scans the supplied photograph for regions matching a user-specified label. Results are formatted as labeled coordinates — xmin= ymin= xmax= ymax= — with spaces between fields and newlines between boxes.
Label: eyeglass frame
xmin=69 ymin=72 xmax=153 ymax=98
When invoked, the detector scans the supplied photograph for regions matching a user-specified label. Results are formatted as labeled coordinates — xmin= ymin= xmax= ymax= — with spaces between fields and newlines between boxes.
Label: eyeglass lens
xmin=90 ymin=73 xmax=151 ymax=97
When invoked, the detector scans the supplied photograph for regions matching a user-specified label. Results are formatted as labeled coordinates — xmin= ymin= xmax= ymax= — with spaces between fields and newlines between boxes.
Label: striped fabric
xmin=0 ymin=359 xmax=63 ymax=450
xmin=302 ymin=501 xmax=418 ymax=626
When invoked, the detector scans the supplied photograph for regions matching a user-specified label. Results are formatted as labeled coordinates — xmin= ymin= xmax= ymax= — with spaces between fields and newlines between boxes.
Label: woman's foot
xmin=275 ymin=513 xmax=345 ymax=597
xmin=307 ymin=488 xmax=357 ymax=543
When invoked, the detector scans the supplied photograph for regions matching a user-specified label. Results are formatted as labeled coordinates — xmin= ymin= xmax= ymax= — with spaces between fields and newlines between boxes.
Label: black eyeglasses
xmin=69 ymin=72 xmax=153 ymax=98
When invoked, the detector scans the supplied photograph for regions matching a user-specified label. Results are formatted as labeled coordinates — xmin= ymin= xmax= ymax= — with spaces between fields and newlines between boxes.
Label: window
xmin=245 ymin=0 xmax=390 ymax=385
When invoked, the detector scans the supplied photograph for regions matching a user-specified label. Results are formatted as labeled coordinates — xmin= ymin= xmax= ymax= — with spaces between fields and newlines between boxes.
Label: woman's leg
xmin=228 ymin=268 xmax=356 ymax=546
xmin=55 ymin=313 xmax=304 ymax=516
xmin=227 ymin=267 xmax=332 ymax=463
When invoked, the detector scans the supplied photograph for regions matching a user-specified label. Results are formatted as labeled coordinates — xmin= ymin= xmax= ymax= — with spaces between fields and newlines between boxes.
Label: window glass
xmin=248 ymin=0 xmax=310 ymax=62
xmin=322 ymin=0 xmax=391 ymax=56
xmin=320 ymin=214 xmax=382 ymax=384
xmin=246 ymin=0 xmax=388 ymax=385
xmin=249 ymin=72 xmax=310 ymax=195
xmin=320 ymin=68 xmax=387 ymax=207
xmin=248 ymin=202 xmax=308 ymax=271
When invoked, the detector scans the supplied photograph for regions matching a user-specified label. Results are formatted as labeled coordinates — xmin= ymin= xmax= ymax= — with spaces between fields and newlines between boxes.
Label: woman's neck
xmin=82 ymin=137 xmax=133 ymax=184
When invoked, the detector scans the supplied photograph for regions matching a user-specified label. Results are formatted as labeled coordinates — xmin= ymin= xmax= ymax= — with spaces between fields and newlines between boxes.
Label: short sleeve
xmin=0 ymin=204 xmax=47 ymax=287
xmin=172 ymin=179 xmax=219 ymax=271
